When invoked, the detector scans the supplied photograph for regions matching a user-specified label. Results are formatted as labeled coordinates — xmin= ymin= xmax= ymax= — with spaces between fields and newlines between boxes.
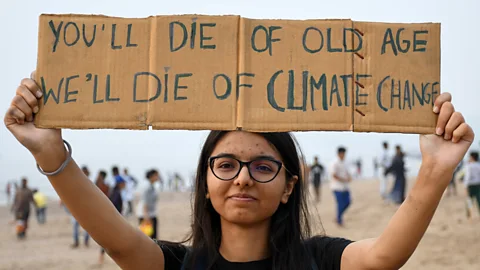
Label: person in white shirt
xmin=329 ymin=146 xmax=352 ymax=227
xmin=379 ymin=142 xmax=391 ymax=199
xmin=464 ymin=151 xmax=480 ymax=214
xmin=136 ymin=169 xmax=160 ymax=239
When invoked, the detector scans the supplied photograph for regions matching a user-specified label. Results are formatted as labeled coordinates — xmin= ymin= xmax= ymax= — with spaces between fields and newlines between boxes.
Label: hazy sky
xmin=1 ymin=0 xmax=479 ymax=199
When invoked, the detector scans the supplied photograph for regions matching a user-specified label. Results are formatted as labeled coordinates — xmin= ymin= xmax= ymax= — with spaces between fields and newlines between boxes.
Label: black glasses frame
xmin=208 ymin=155 xmax=285 ymax=183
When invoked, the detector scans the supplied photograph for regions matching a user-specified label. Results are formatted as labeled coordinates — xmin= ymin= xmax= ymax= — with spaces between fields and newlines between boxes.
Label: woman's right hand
xmin=3 ymin=71 xmax=64 ymax=161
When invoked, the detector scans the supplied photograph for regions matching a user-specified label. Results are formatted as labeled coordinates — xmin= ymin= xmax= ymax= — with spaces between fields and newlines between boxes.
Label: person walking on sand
xmin=4 ymin=73 xmax=476 ymax=270
xmin=136 ymin=169 xmax=160 ymax=239
xmin=32 ymin=189 xmax=47 ymax=224
xmin=309 ymin=156 xmax=324 ymax=203
xmin=11 ymin=178 xmax=34 ymax=239
xmin=464 ymin=151 xmax=480 ymax=217
xmin=379 ymin=141 xmax=392 ymax=200
xmin=6 ymin=181 xmax=12 ymax=206
xmin=385 ymin=146 xmax=407 ymax=205
xmin=329 ymin=147 xmax=352 ymax=227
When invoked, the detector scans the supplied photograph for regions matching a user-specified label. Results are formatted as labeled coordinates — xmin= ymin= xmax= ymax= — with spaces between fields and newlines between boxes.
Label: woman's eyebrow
xmin=213 ymin=153 xmax=279 ymax=161
xmin=213 ymin=152 xmax=236 ymax=158
xmin=252 ymin=154 xmax=278 ymax=160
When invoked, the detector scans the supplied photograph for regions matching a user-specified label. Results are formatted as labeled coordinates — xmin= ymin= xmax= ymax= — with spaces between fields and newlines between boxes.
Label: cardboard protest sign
xmin=34 ymin=14 xmax=440 ymax=133
xmin=237 ymin=19 xmax=354 ymax=132
xmin=352 ymin=22 xmax=440 ymax=133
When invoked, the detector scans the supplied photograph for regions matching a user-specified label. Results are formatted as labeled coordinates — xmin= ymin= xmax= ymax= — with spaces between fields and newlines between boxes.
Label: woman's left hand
xmin=419 ymin=92 xmax=475 ymax=176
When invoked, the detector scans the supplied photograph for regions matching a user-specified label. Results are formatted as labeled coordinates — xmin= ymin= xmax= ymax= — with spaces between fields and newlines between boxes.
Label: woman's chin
xmin=222 ymin=210 xmax=269 ymax=226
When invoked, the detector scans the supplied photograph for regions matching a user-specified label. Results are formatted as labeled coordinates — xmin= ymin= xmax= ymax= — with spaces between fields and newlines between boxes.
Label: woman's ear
xmin=281 ymin=175 xmax=298 ymax=204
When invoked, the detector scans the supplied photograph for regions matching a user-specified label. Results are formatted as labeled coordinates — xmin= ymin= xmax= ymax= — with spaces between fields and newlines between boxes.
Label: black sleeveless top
xmin=156 ymin=236 xmax=352 ymax=270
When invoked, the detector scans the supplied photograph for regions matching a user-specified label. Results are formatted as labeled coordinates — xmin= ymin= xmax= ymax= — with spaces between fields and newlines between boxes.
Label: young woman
xmin=4 ymin=73 xmax=475 ymax=270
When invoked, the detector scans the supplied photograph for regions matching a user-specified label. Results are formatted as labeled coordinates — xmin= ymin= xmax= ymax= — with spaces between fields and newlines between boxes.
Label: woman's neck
xmin=219 ymin=218 xmax=270 ymax=262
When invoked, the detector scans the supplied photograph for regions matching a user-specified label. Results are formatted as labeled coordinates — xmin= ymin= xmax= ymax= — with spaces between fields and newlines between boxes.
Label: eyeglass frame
xmin=208 ymin=154 xmax=293 ymax=183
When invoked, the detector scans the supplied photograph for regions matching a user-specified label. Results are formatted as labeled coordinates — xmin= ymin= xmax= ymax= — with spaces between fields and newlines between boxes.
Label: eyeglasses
xmin=209 ymin=155 xmax=287 ymax=183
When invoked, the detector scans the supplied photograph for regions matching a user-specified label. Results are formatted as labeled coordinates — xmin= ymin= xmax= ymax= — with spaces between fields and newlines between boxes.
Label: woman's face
xmin=206 ymin=131 xmax=297 ymax=226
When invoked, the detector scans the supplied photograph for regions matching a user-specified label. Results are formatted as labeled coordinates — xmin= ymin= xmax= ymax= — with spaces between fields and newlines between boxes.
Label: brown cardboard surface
xmin=148 ymin=15 xmax=239 ymax=131
xmin=237 ymin=18 xmax=353 ymax=132
xmin=35 ymin=14 xmax=151 ymax=129
xmin=352 ymin=22 xmax=440 ymax=133
xmin=34 ymin=14 xmax=441 ymax=134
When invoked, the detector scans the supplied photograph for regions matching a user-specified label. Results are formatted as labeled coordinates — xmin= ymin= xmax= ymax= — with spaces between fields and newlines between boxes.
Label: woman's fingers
xmin=16 ymin=85 xmax=39 ymax=113
xmin=20 ymin=77 xmax=42 ymax=99
xmin=6 ymin=105 xmax=26 ymax=125
xmin=444 ymin=112 xmax=465 ymax=140
xmin=11 ymin=95 xmax=33 ymax=122
xmin=436 ymin=101 xmax=454 ymax=136
xmin=452 ymin=123 xmax=472 ymax=143
xmin=433 ymin=92 xmax=452 ymax=113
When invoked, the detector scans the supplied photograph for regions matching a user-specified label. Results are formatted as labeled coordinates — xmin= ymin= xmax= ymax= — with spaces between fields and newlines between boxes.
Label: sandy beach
xmin=1 ymin=178 xmax=479 ymax=270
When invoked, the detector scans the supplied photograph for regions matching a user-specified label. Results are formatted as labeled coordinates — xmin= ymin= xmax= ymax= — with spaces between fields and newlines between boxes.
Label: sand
xmin=0 ymin=178 xmax=479 ymax=270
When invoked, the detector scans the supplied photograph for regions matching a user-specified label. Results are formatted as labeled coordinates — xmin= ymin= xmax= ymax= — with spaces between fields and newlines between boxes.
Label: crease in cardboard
xmin=235 ymin=17 xmax=245 ymax=130
xmin=350 ymin=19 xmax=355 ymax=132
xmin=146 ymin=16 xmax=157 ymax=128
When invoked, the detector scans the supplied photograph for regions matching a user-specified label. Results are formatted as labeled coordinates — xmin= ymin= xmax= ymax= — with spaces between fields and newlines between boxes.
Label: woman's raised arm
xmin=340 ymin=93 xmax=475 ymax=270
xmin=4 ymin=73 xmax=165 ymax=270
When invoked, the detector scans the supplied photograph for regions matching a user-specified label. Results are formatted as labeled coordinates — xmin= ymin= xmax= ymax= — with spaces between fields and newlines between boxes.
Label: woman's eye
xmin=256 ymin=165 xmax=273 ymax=172
xmin=219 ymin=163 xmax=234 ymax=169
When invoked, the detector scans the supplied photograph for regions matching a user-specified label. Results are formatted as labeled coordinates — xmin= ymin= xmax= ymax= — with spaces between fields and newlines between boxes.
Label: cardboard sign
xmin=34 ymin=14 xmax=440 ymax=133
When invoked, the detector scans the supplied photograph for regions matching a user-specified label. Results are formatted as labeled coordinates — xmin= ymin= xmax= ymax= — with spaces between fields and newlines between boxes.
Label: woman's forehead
xmin=212 ymin=131 xmax=281 ymax=159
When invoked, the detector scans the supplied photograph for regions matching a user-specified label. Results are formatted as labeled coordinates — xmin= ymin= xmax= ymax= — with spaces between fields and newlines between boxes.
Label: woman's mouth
xmin=229 ymin=193 xmax=257 ymax=201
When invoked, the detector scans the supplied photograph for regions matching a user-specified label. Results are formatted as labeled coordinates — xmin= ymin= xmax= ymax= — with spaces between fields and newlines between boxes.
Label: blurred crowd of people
xmin=305 ymin=141 xmax=480 ymax=227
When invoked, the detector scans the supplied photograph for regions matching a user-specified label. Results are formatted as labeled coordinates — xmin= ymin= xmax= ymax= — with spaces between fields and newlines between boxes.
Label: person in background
xmin=379 ymin=141 xmax=392 ymax=200
xmin=136 ymin=169 xmax=160 ymax=239
xmin=6 ymin=181 xmax=12 ymax=207
xmin=330 ymin=147 xmax=352 ymax=227
xmin=309 ymin=156 xmax=324 ymax=203
xmin=111 ymin=166 xmax=125 ymax=187
xmin=99 ymin=176 xmax=126 ymax=264
xmin=386 ymin=145 xmax=407 ymax=205
xmin=11 ymin=178 xmax=34 ymax=239
xmin=446 ymin=160 xmax=464 ymax=197
xmin=464 ymin=151 xmax=480 ymax=217
xmin=173 ymin=172 xmax=182 ymax=191
xmin=122 ymin=168 xmax=137 ymax=217
xmin=355 ymin=158 xmax=363 ymax=179
xmin=32 ymin=189 xmax=47 ymax=224
xmin=69 ymin=166 xmax=91 ymax=248
xmin=95 ymin=170 xmax=109 ymax=197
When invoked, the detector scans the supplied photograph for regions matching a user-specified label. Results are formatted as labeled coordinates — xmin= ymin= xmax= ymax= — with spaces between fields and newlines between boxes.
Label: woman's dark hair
xmin=172 ymin=131 xmax=313 ymax=270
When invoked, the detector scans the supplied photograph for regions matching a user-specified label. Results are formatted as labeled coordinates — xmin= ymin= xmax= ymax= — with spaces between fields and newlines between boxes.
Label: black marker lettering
xmin=64 ymin=22 xmax=80 ymax=47
xmin=174 ymin=73 xmax=192 ymax=100
xmin=267 ymin=70 xmax=285 ymax=112
xmin=64 ymin=75 xmax=79 ymax=103
xmin=49 ymin=20 xmax=63 ymax=53
xmin=111 ymin=24 xmax=122 ymax=50
xmin=200 ymin=23 xmax=216 ymax=49
xmin=126 ymin=24 xmax=138 ymax=47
